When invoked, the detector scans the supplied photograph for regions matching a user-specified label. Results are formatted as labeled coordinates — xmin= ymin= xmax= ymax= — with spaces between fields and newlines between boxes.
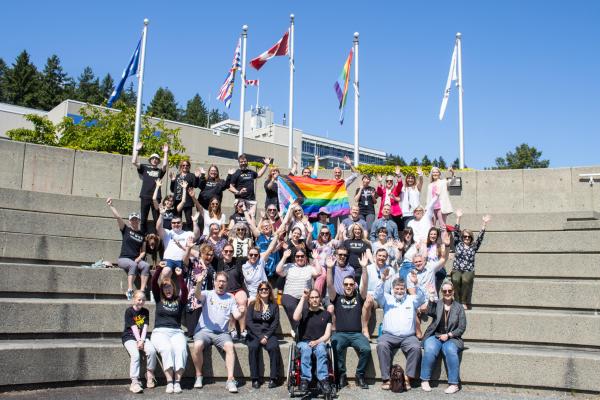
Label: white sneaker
xmin=421 ymin=381 xmax=432 ymax=392
xmin=194 ymin=376 xmax=203 ymax=388
xmin=165 ymin=382 xmax=174 ymax=394
xmin=173 ymin=382 xmax=182 ymax=394
xmin=130 ymin=381 xmax=143 ymax=393
xmin=226 ymin=380 xmax=238 ymax=393
xmin=445 ymin=384 xmax=460 ymax=394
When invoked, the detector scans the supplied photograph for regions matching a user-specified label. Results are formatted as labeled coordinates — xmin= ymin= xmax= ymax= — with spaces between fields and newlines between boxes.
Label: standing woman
xmin=152 ymin=179 xmax=176 ymax=229
xmin=264 ymin=167 xmax=281 ymax=210
xmin=426 ymin=167 xmax=455 ymax=230
xmin=400 ymin=167 xmax=424 ymax=229
xmin=183 ymin=241 xmax=215 ymax=338
xmin=246 ymin=281 xmax=282 ymax=389
xmin=420 ymin=281 xmax=467 ymax=394
xmin=376 ymin=168 xmax=403 ymax=231
xmin=195 ymin=165 xmax=234 ymax=209
xmin=248 ymin=214 xmax=281 ymax=280
xmin=150 ymin=263 xmax=189 ymax=394
xmin=201 ymin=197 xmax=227 ymax=236
xmin=397 ymin=227 xmax=418 ymax=283
xmin=343 ymin=223 xmax=373 ymax=285
xmin=106 ymin=198 xmax=150 ymax=300
xmin=354 ymin=174 xmax=378 ymax=231
xmin=170 ymin=160 xmax=196 ymax=231
xmin=451 ymin=210 xmax=491 ymax=310
xmin=426 ymin=227 xmax=448 ymax=293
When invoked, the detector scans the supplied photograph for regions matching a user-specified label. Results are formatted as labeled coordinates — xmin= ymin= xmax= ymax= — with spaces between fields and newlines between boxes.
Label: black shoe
xmin=320 ymin=379 xmax=331 ymax=394
xmin=252 ymin=380 xmax=261 ymax=389
xmin=299 ymin=380 xmax=309 ymax=392
xmin=338 ymin=374 xmax=348 ymax=388
xmin=268 ymin=379 xmax=278 ymax=389
xmin=356 ymin=375 xmax=369 ymax=389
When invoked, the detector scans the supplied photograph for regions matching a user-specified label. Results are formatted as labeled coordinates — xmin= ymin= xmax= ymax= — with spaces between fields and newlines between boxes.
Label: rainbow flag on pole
xmin=277 ymin=175 xmax=351 ymax=218
xmin=333 ymin=47 xmax=354 ymax=125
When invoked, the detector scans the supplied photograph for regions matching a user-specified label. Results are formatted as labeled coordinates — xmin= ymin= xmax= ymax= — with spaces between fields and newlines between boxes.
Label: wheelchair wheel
xmin=287 ymin=342 xmax=296 ymax=397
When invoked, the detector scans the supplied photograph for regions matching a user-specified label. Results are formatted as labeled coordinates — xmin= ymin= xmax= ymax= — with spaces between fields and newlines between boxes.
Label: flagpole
xmin=288 ymin=14 xmax=295 ymax=169
xmin=238 ymin=25 xmax=248 ymax=156
xmin=133 ymin=18 xmax=149 ymax=152
xmin=353 ymin=32 xmax=360 ymax=166
xmin=456 ymin=32 xmax=464 ymax=169
xmin=256 ymin=83 xmax=260 ymax=109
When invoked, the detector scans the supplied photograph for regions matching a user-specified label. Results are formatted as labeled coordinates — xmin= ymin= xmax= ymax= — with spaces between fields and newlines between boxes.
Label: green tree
xmin=494 ymin=143 xmax=549 ymax=169
xmin=147 ymin=87 xmax=179 ymax=120
xmin=0 ymin=58 xmax=7 ymax=102
xmin=6 ymin=114 xmax=58 ymax=145
xmin=120 ymin=82 xmax=137 ymax=107
xmin=452 ymin=158 xmax=460 ymax=169
xmin=76 ymin=66 xmax=102 ymax=104
xmin=99 ymin=73 xmax=115 ymax=104
xmin=3 ymin=50 xmax=40 ymax=107
xmin=409 ymin=157 xmax=420 ymax=166
xmin=437 ymin=156 xmax=447 ymax=169
xmin=38 ymin=55 xmax=68 ymax=110
xmin=385 ymin=153 xmax=407 ymax=166
xmin=181 ymin=94 xmax=208 ymax=127
xmin=431 ymin=158 xmax=439 ymax=167
xmin=421 ymin=155 xmax=432 ymax=166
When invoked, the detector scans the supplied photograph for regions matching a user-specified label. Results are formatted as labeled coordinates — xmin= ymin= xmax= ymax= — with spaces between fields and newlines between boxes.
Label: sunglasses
xmin=295 ymin=255 xmax=306 ymax=259
xmin=337 ymin=253 xmax=348 ymax=257
xmin=463 ymin=236 xmax=472 ymax=240
xmin=222 ymin=249 xmax=233 ymax=254
xmin=182 ymin=164 xmax=190 ymax=167
xmin=206 ymin=253 xmax=214 ymax=257
xmin=343 ymin=283 xmax=354 ymax=287
xmin=442 ymin=289 xmax=454 ymax=294
xmin=320 ymin=232 xmax=331 ymax=236
xmin=258 ymin=288 xmax=270 ymax=293
xmin=210 ymin=203 xmax=219 ymax=206
xmin=248 ymin=253 xmax=259 ymax=257
xmin=268 ymin=209 xmax=277 ymax=212
xmin=171 ymin=221 xmax=182 ymax=225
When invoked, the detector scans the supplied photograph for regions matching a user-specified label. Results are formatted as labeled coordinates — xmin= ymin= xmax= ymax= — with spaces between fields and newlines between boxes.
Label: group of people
xmin=113 ymin=144 xmax=491 ymax=394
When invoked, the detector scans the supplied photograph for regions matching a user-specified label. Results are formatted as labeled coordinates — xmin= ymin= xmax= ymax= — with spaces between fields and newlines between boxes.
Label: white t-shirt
xmin=242 ymin=259 xmax=267 ymax=298
xmin=281 ymin=263 xmax=314 ymax=299
xmin=198 ymin=290 xmax=239 ymax=333
xmin=162 ymin=229 xmax=194 ymax=260
xmin=401 ymin=186 xmax=421 ymax=217
xmin=202 ymin=210 xmax=227 ymax=236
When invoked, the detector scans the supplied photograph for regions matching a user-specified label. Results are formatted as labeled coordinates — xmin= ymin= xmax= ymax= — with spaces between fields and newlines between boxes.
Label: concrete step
xmin=0 ymin=339 xmax=597 ymax=392
xmin=473 ymin=253 xmax=600 ymax=279
xmin=479 ymin=230 xmax=600 ymax=253
xmin=447 ymin=212 xmax=598 ymax=232
xmin=0 ymin=263 xmax=127 ymax=297
xmin=3 ymin=298 xmax=599 ymax=348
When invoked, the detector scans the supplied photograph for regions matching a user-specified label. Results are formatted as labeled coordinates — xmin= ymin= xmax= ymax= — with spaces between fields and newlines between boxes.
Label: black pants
xmin=392 ymin=215 xmax=405 ymax=232
xmin=140 ymin=197 xmax=158 ymax=234
xmin=281 ymin=294 xmax=300 ymax=331
xmin=247 ymin=335 xmax=281 ymax=380
xmin=179 ymin=205 xmax=193 ymax=231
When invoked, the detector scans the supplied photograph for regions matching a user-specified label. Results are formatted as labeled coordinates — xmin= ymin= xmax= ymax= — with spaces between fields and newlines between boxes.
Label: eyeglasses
xmin=463 ymin=236 xmax=472 ymax=240
xmin=237 ymin=228 xmax=245 ymax=232
xmin=442 ymin=289 xmax=454 ymax=294
xmin=268 ymin=209 xmax=277 ymax=212
xmin=182 ymin=164 xmax=190 ymax=167
xmin=337 ymin=253 xmax=348 ymax=258
xmin=295 ymin=255 xmax=306 ymax=259
xmin=222 ymin=249 xmax=233 ymax=254
xmin=309 ymin=296 xmax=320 ymax=300
xmin=206 ymin=253 xmax=214 ymax=257
xmin=404 ymin=232 xmax=413 ymax=236
xmin=386 ymin=180 xmax=393 ymax=182
xmin=320 ymin=232 xmax=330 ymax=236
xmin=258 ymin=288 xmax=270 ymax=293
xmin=343 ymin=283 xmax=354 ymax=287
xmin=248 ymin=253 xmax=259 ymax=257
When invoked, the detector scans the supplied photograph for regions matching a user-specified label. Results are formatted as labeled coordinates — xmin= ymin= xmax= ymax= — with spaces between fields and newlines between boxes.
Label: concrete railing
xmin=2 ymin=139 xmax=600 ymax=214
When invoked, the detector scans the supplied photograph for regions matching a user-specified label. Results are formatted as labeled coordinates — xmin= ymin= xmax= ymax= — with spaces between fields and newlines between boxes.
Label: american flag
xmin=245 ymin=79 xmax=260 ymax=86
xmin=217 ymin=38 xmax=242 ymax=108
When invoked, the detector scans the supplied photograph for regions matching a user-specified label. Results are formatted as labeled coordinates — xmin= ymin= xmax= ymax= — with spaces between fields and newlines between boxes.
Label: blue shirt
xmin=374 ymin=281 xmax=425 ymax=337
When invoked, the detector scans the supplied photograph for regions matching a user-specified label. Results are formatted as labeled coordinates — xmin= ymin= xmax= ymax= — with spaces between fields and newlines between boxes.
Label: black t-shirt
xmin=264 ymin=179 xmax=279 ymax=208
xmin=119 ymin=226 xmax=145 ymax=260
xmin=356 ymin=186 xmax=376 ymax=215
xmin=170 ymin=173 xmax=196 ymax=205
xmin=333 ymin=292 xmax=364 ymax=333
xmin=154 ymin=298 xmax=184 ymax=329
xmin=343 ymin=239 xmax=371 ymax=277
xmin=122 ymin=306 xmax=150 ymax=344
xmin=197 ymin=175 xmax=231 ymax=209
xmin=229 ymin=212 xmax=247 ymax=226
xmin=138 ymin=164 xmax=165 ymax=200
xmin=216 ymin=258 xmax=245 ymax=292
xmin=162 ymin=208 xmax=176 ymax=230
xmin=299 ymin=306 xmax=332 ymax=342
xmin=231 ymin=169 xmax=259 ymax=200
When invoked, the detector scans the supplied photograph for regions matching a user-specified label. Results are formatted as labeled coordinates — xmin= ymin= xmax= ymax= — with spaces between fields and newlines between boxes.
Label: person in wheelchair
xmin=292 ymin=288 xmax=333 ymax=394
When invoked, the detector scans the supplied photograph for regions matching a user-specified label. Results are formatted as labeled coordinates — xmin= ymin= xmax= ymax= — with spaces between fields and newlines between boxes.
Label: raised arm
xmin=156 ymin=206 xmax=166 ymax=238
xmin=310 ymin=253 xmax=322 ymax=278
xmin=189 ymin=187 xmax=203 ymax=213
xmin=293 ymin=289 xmax=309 ymax=322
xmin=473 ymin=215 xmax=490 ymax=252
xmin=416 ymin=166 xmax=424 ymax=191
xmin=106 ymin=198 xmax=125 ymax=231
xmin=257 ymin=157 xmax=272 ymax=178
xmin=151 ymin=262 xmax=164 ymax=302
xmin=325 ymin=256 xmax=337 ymax=302
xmin=354 ymin=187 xmax=363 ymax=203
xmin=174 ymin=267 xmax=188 ymax=305
xmin=374 ymin=268 xmax=391 ymax=307
xmin=276 ymin=249 xmax=292 ymax=276
xmin=313 ymin=155 xmax=320 ymax=178
xmin=161 ymin=143 xmax=169 ymax=172
xmin=245 ymin=210 xmax=260 ymax=238
xmin=193 ymin=268 xmax=208 ymax=303
xmin=176 ymin=181 xmax=189 ymax=213
xmin=359 ymin=255 xmax=369 ymax=300
xmin=131 ymin=142 xmax=142 ymax=168
xmin=152 ymin=179 xmax=162 ymax=210
xmin=290 ymin=157 xmax=299 ymax=176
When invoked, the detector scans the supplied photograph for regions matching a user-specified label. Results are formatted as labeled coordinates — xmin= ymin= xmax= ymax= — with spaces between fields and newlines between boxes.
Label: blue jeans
xmin=399 ymin=261 xmax=415 ymax=283
xmin=297 ymin=341 xmax=328 ymax=381
xmin=165 ymin=259 xmax=183 ymax=270
xmin=420 ymin=336 xmax=461 ymax=384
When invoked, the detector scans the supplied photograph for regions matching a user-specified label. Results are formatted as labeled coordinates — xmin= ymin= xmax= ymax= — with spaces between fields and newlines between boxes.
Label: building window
xmin=208 ymin=147 xmax=269 ymax=163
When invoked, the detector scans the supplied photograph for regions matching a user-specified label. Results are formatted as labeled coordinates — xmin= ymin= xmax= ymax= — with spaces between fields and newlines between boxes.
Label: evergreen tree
xmin=62 ymin=76 xmax=77 ymax=101
xmin=3 ymin=50 xmax=40 ymax=108
xmin=409 ymin=157 xmax=420 ymax=166
xmin=432 ymin=158 xmax=439 ymax=167
xmin=147 ymin=87 xmax=179 ymax=120
xmin=120 ymin=82 xmax=137 ymax=107
xmin=438 ymin=156 xmax=447 ymax=169
xmin=494 ymin=143 xmax=549 ymax=169
xmin=421 ymin=155 xmax=432 ymax=166
xmin=99 ymin=73 xmax=115 ymax=104
xmin=220 ymin=111 xmax=229 ymax=121
xmin=181 ymin=94 xmax=208 ymax=127
xmin=0 ymin=58 xmax=7 ymax=102
xmin=452 ymin=158 xmax=460 ymax=169
xmin=38 ymin=55 xmax=68 ymax=110
xmin=76 ymin=66 xmax=102 ymax=104
xmin=208 ymin=108 xmax=224 ymax=126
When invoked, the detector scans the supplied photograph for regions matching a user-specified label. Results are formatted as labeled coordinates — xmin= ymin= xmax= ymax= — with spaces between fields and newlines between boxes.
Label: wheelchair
xmin=287 ymin=338 xmax=337 ymax=399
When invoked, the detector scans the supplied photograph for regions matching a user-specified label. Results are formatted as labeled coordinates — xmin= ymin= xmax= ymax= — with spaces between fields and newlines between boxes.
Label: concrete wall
xmin=2 ymin=140 xmax=600 ymax=213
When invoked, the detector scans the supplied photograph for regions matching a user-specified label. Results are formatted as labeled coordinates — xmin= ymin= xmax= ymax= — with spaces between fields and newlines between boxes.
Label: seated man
xmin=375 ymin=270 xmax=425 ymax=390
xmin=340 ymin=205 xmax=368 ymax=239
xmin=362 ymin=248 xmax=394 ymax=338
xmin=157 ymin=211 xmax=200 ymax=280
xmin=327 ymin=254 xmax=370 ymax=389
xmin=192 ymin=272 xmax=245 ymax=393
xmin=292 ymin=288 xmax=333 ymax=394
xmin=369 ymin=204 xmax=399 ymax=241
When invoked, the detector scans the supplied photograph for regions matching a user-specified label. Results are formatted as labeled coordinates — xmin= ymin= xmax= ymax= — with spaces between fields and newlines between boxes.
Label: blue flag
xmin=107 ymin=38 xmax=141 ymax=107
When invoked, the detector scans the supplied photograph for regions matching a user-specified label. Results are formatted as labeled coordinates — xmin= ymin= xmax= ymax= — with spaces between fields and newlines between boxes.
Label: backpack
xmin=390 ymin=364 xmax=406 ymax=393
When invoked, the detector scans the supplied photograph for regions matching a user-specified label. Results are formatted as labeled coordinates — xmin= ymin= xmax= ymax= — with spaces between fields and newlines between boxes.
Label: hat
xmin=386 ymin=175 xmax=395 ymax=181
xmin=148 ymin=153 xmax=160 ymax=162
xmin=128 ymin=212 xmax=141 ymax=221
xmin=318 ymin=207 xmax=331 ymax=215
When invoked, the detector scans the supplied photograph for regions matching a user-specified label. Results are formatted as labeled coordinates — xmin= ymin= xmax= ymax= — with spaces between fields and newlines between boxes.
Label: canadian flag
xmin=245 ymin=79 xmax=260 ymax=86
xmin=249 ymin=31 xmax=289 ymax=70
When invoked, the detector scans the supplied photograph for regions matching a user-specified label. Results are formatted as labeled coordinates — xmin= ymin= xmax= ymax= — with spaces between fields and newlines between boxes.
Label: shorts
xmin=165 ymin=259 xmax=183 ymax=270
xmin=193 ymin=328 xmax=232 ymax=349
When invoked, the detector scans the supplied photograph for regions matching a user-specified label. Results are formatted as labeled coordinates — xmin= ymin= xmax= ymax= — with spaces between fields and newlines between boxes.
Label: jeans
xmin=331 ymin=332 xmax=371 ymax=376
xmin=297 ymin=341 xmax=328 ymax=381
xmin=399 ymin=261 xmax=415 ymax=283
xmin=420 ymin=336 xmax=461 ymax=384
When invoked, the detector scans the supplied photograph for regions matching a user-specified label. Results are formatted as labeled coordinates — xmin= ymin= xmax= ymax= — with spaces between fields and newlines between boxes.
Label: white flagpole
xmin=256 ymin=83 xmax=260 ymax=109
xmin=456 ymin=32 xmax=464 ymax=169
xmin=288 ymin=14 xmax=295 ymax=169
xmin=353 ymin=32 xmax=360 ymax=166
xmin=133 ymin=18 xmax=149 ymax=152
xmin=238 ymin=25 xmax=248 ymax=156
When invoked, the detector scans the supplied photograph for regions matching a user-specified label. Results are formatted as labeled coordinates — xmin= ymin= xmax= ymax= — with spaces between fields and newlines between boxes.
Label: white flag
xmin=439 ymin=42 xmax=458 ymax=120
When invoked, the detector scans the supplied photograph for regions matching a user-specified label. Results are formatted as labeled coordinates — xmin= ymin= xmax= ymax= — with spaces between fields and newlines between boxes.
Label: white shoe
xmin=165 ymin=383 xmax=174 ymax=394
xmin=173 ymin=382 xmax=182 ymax=394
xmin=130 ymin=382 xmax=143 ymax=393
xmin=226 ymin=380 xmax=238 ymax=393
xmin=445 ymin=384 xmax=460 ymax=394
xmin=194 ymin=376 xmax=203 ymax=388
xmin=421 ymin=381 xmax=432 ymax=392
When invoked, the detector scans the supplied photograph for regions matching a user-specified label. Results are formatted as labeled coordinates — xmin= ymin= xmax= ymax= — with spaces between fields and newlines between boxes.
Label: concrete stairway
xmin=0 ymin=188 xmax=599 ymax=393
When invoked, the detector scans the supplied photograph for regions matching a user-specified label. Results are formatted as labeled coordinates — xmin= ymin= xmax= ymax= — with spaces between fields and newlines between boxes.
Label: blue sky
xmin=1 ymin=1 xmax=599 ymax=169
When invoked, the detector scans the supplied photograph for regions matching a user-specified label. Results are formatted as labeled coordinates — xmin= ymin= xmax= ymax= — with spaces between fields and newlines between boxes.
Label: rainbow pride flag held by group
xmin=277 ymin=175 xmax=351 ymax=218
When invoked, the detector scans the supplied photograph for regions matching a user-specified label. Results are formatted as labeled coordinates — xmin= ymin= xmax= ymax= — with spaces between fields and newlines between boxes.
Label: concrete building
xmin=0 ymin=100 xmax=386 ymax=168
